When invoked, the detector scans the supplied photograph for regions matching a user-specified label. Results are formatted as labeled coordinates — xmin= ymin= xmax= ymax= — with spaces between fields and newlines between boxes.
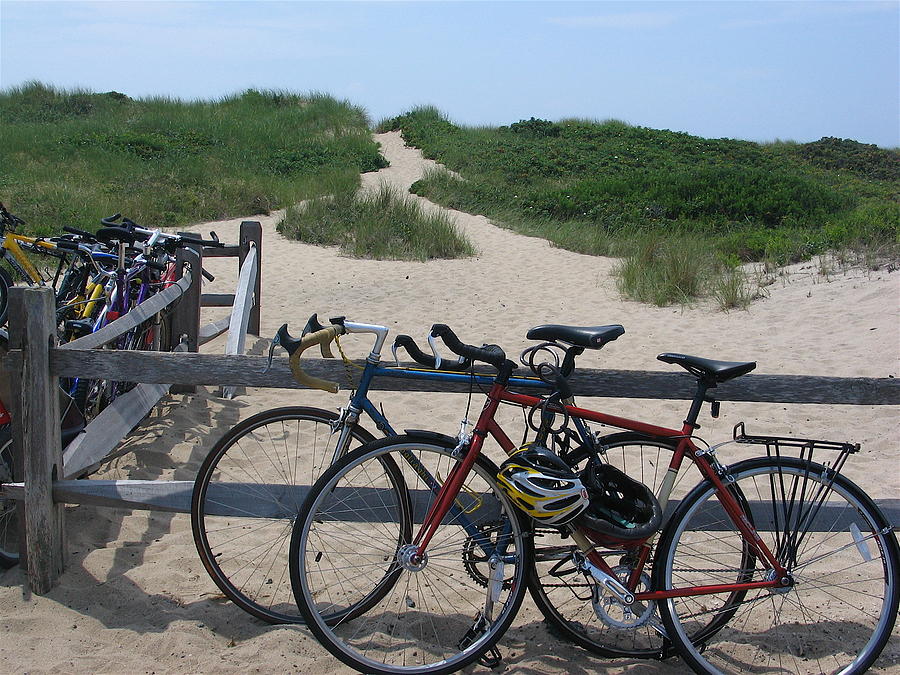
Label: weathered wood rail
xmin=1 ymin=246 xmax=897 ymax=591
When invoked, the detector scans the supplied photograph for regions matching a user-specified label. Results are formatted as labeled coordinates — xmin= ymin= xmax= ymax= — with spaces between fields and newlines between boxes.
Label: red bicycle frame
xmin=413 ymin=379 xmax=788 ymax=600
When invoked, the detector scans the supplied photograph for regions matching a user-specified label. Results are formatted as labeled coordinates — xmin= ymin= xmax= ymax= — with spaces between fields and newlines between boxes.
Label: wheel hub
xmin=397 ymin=543 xmax=428 ymax=572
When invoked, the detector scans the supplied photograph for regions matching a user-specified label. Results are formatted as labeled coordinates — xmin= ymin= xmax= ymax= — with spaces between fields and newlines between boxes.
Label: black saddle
xmin=658 ymin=353 xmax=756 ymax=384
xmin=527 ymin=324 xmax=625 ymax=350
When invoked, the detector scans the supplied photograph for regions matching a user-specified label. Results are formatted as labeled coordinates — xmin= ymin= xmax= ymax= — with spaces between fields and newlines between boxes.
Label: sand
xmin=1 ymin=131 xmax=897 ymax=673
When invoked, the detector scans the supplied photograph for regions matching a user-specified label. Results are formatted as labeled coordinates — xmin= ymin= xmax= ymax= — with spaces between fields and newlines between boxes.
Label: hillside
xmin=383 ymin=107 xmax=899 ymax=266
xmin=0 ymin=82 xmax=385 ymax=236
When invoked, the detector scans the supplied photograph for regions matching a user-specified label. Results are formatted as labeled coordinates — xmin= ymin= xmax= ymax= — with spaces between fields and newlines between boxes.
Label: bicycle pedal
xmin=477 ymin=645 xmax=502 ymax=668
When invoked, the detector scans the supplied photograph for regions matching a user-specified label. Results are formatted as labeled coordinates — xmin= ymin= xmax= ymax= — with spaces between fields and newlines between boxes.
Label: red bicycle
xmin=289 ymin=323 xmax=899 ymax=675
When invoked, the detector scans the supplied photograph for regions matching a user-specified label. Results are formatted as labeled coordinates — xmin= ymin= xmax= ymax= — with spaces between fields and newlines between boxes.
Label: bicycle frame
xmin=408 ymin=376 xmax=789 ymax=603
xmin=1 ymin=231 xmax=56 ymax=284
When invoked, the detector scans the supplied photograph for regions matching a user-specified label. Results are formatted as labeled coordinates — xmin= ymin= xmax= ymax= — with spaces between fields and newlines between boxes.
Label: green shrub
xmin=390 ymin=106 xmax=899 ymax=286
xmin=277 ymin=183 xmax=474 ymax=261
xmin=796 ymin=137 xmax=900 ymax=181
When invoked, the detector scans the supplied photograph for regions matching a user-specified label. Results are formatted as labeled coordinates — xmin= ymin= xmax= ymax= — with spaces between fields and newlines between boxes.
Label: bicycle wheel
xmin=0 ymin=425 xmax=19 ymax=567
xmin=0 ymin=267 xmax=11 ymax=327
xmin=528 ymin=433 xmax=701 ymax=658
xmin=655 ymin=456 xmax=900 ymax=674
xmin=291 ymin=435 xmax=529 ymax=675
xmin=191 ymin=406 xmax=376 ymax=624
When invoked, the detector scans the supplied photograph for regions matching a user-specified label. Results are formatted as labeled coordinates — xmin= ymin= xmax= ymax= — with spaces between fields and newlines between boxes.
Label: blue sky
xmin=2 ymin=1 xmax=898 ymax=147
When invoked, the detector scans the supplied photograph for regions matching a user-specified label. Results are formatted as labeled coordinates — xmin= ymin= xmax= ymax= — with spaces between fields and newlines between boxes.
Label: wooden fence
xmin=1 ymin=235 xmax=898 ymax=591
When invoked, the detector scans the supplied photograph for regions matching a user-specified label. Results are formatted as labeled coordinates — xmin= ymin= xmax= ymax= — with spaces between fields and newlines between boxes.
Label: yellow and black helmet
xmin=497 ymin=443 xmax=589 ymax=525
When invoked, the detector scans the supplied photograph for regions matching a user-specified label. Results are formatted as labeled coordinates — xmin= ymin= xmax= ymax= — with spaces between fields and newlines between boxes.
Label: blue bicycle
xmin=190 ymin=314 xmax=552 ymax=625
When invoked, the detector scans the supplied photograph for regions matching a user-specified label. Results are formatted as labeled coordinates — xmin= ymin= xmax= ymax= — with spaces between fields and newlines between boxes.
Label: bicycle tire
xmin=0 ymin=266 xmax=12 ymax=327
xmin=654 ymin=456 xmax=900 ymax=674
xmin=0 ymin=425 xmax=18 ymax=567
xmin=191 ymin=406 xmax=377 ymax=624
xmin=528 ymin=433 xmax=730 ymax=659
xmin=290 ymin=435 xmax=529 ymax=675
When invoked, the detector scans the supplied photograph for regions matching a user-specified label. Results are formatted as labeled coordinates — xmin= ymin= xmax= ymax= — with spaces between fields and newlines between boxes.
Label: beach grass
xmin=277 ymin=182 xmax=474 ymax=260
xmin=0 ymin=82 xmax=385 ymax=236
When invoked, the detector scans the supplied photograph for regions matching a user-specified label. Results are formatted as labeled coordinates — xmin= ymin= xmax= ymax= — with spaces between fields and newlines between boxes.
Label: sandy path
xmin=1 ymin=132 xmax=897 ymax=673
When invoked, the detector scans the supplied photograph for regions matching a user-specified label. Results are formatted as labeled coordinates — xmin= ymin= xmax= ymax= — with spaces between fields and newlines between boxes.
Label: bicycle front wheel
xmin=0 ymin=425 xmax=19 ymax=567
xmin=0 ymin=267 xmax=11 ymax=327
xmin=655 ymin=457 xmax=900 ymax=674
xmin=290 ymin=435 xmax=529 ymax=675
xmin=191 ymin=406 xmax=376 ymax=624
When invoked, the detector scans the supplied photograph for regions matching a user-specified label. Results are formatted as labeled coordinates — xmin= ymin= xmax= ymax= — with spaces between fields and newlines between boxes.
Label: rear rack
xmin=733 ymin=422 xmax=864 ymax=568
xmin=733 ymin=421 xmax=859 ymax=454
xmin=733 ymin=421 xmax=859 ymax=477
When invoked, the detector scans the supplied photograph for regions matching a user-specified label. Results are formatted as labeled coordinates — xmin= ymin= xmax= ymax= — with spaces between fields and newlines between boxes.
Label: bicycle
xmin=288 ymin=323 xmax=899 ymax=675
xmin=190 ymin=314 xmax=554 ymax=625
xmin=0 ymin=202 xmax=109 ymax=326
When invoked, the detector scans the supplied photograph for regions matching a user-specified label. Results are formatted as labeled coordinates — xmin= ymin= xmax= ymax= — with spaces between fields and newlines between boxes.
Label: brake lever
xmin=427 ymin=334 xmax=443 ymax=371
xmin=262 ymin=327 xmax=284 ymax=373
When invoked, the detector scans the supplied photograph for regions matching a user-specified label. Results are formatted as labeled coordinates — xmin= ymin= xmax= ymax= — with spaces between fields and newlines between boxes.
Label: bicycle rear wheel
xmin=655 ymin=457 xmax=900 ymax=674
xmin=191 ymin=406 xmax=375 ymax=624
xmin=290 ymin=435 xmax=529 ymax=675
xmin=528 ymin=433 xmax=704 ymax=658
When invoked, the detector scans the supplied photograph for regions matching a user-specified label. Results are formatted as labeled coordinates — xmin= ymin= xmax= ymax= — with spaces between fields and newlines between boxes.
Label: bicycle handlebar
xmin=62 ymin=226 xmax=97 ymax=241
xmin=392 ymin=334 xmax=472 ymax=371
xmin=429 ymin=324 xmax=509 ymax=370
xmin=276 ymin=323 xmax=345 ymax=394
xmin=271 ymin=314 xmax=392 ymax=392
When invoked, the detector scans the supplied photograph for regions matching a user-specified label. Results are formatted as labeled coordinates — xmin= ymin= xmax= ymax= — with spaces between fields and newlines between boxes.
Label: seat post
xmin=684 ymin=378 xmax=713 ymax=430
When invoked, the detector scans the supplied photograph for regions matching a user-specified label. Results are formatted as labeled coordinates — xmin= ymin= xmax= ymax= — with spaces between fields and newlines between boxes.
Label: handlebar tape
xmin=285 ymin=325 xmax=344 ymax=393
xmin=429 ymin=324 xmax=507 ymax=370
xmin=201 ymin=267 xmax=215 ymax=282
xmin=300 ymin=314 xmax=335 ymax=358
xmin=393 ymin=334 xmax=472 ymax=371
xmin=100 ymin=214 xmax=122 ymax=226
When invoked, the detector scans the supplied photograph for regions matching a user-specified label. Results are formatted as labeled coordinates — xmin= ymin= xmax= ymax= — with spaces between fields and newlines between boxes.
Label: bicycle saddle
xmin=527 ymin=324 xmax=625 ymax=350
xmin=657 ymin=353 xmax=756 ymax=384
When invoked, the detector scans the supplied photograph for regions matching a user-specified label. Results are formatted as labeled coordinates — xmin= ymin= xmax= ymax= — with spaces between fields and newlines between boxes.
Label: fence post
xmin=9 ymin=287 xmax=65 ymax=593
xmin=170 ymin=247 xmax=201 ymax=394
xmin=239 ymin=221 xmax=262 ymax=336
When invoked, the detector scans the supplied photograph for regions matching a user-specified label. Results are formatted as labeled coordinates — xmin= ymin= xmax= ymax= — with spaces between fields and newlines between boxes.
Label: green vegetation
xmin=381 ymin=107 xmax=899 ymax=307
xmin=277 ymin=183 xmax=474 ymax=260
xmin=1 ymin=82 xmax=386 ymax=236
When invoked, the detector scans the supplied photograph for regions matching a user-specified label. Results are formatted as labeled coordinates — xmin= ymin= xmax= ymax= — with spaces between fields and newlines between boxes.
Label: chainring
xmin=593 ymin=564 xmax=656 ymax=629
xmin=462 ymin=520 xmax=513 ymax=589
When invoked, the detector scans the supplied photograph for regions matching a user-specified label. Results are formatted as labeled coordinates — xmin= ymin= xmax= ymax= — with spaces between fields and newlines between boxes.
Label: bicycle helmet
xmin=497 ymin=443 xmax=589 ymax=525
xmin=576 ymin=463 xmax=662 ymax=541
